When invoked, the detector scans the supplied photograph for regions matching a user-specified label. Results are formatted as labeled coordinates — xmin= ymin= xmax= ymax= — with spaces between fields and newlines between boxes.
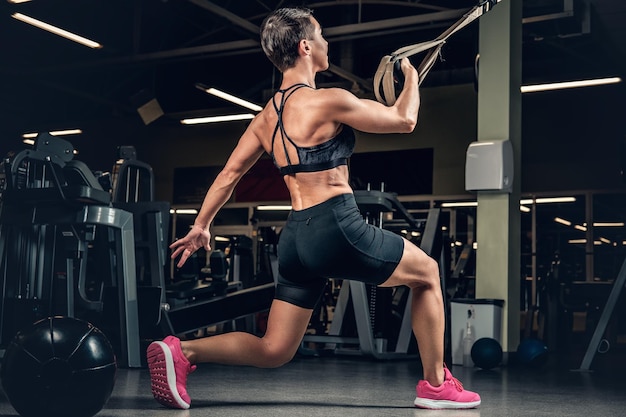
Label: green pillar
xmin=475 ymin=0 xmax=522 ymax=354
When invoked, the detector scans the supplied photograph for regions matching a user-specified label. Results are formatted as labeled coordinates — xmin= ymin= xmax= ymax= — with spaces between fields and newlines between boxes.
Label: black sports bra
xmin=270 ymin=83 xmax=355 ymax=176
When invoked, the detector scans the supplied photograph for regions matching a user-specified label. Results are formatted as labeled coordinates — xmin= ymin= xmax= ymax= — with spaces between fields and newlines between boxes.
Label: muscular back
xmin=251 ymin=87 xmax=353 ymax=210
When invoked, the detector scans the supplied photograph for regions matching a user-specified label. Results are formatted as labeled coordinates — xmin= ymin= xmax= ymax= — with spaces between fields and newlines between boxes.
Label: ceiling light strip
xmin=440 ymin=201 xmax=478 ymax=208
xmin=593 ymin=222 xmax=625 ymax=227
xmin=568 ymin=239 xmax=587 ymax=244
xmin=554 ymin=217 xmax=572 ymax=226
xmin=11 ymin=13 xmax=102 ymax=49
xmin=22 ymin=129 xmax=82 ymax=138
xmin=256 ymin=205 xmax=292 ymax=211
xmin=520 ymin=197 xmax=576 ymax=204
xmin=521 ymin=77 xmax=622 ymax=93
xmin=170 ymin=209 xmax=199 ymax=215
xmin=181 ymin=114 xmax=255 ymax=125
xmin=200 ymin=87 xmax=263 ymax=112
xmin=441 ymin=197 xmax=576 ymax=209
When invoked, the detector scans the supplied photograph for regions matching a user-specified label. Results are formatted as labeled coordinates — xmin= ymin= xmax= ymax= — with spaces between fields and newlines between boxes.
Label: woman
xmin=148 ymin=7 xmax=480 ymax=410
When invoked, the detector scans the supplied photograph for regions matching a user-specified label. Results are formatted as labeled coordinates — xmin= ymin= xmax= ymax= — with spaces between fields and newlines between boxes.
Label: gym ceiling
xmin=0 ymin=0 xmax=624 ymax=137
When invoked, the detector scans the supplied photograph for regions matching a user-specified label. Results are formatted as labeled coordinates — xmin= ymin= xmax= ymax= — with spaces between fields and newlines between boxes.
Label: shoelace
xmin=447 ymin=374 xmax=464 ymax=392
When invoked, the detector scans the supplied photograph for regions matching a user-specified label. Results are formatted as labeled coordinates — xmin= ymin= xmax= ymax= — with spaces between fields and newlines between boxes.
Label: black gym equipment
xmin=575 ymin=254 xmax=626 ymax=371
xmin=471 ymin=337 xmax=503 ymax=370
xmin=161 ymin=282 xmax=275 ymax=336
xmin=0 ymin=134 xmax=142 ymax=367
xmin=1 ymin=316 xmax=116 ymax=417
xmin=0 ymin=136 xmax=278 ymax=366
xmin=107 ymin=145 xmax=171 ymax=343
xmin=161 ymin=235 xmax=275 ymax=336
xmin=516 ymin=338 xmax=548 ymax=368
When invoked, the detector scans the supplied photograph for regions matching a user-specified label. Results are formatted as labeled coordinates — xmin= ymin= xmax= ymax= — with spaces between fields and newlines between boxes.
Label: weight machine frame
xmin=576 ymin=256 xmax=626 ymax=371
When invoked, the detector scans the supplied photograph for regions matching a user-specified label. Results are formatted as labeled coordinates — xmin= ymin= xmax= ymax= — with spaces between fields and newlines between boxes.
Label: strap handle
xmin=374 ymin=0 xmax=502 ymax=105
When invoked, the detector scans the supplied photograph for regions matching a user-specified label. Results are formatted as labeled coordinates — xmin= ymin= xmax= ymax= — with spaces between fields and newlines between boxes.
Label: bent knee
xmin=259 ymin=344 xmax=297 ymax=368
xmin=409 ymin=255 xmax=441 ymax=290
xmin=424 ymin=256 xmax=440 ymax=278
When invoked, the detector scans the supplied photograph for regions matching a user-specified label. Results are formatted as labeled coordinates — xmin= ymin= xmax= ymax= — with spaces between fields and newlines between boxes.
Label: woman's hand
xmin=399 ymin=57 xmax=417 ymax=79
xmin=169 ymin=224 xmax=212 ymax=268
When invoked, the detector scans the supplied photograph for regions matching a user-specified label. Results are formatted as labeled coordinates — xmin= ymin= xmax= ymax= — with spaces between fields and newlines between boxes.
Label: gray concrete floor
xmin=2 ymin=349 xmax=625 ymax=417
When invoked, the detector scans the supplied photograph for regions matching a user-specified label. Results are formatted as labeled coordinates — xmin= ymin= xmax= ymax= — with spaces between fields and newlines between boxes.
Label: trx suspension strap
xmin=374 ymin=0 xmax=502 ymax=106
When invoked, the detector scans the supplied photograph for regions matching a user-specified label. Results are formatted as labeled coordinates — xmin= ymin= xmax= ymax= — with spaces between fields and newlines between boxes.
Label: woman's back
xmin=253 ymin=85 xmax=354 ymax=210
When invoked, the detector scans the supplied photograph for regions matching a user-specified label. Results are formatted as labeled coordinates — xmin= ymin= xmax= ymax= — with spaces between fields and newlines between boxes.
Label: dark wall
xmin=521 ymin=83 xmax=625 ymax=192
xmin=2 ymin=82 xmax=625 ymax=203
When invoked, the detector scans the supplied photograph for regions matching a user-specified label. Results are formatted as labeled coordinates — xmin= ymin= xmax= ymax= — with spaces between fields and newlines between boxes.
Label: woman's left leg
xmin=182 ymin=299 xmax=313 ymax=368
xmin=147 ymin=299 xmax=313 ymax=409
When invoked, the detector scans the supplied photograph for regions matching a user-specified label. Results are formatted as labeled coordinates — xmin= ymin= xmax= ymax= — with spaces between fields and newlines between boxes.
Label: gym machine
xmin=300 ymin=188 xmax=444 ymax=359
xmin=576 ymin=256 xmax=626 ymax=371
xmin=0 ymin=134 xmax=141 ymax=367
xmin=107 ymin=146 xmax=171 ymax=341
xmin=107 ymin=148 xmax=275 ymax=340
xmin=160 ymin=235 xmax=275 ymax=336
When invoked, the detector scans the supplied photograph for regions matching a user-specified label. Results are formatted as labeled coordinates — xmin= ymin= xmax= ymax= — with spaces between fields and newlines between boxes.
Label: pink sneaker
xmin=147 ymin=335 xmax=197 ymax=409
xmin=414 ymin=367 xmax=481 ymax=409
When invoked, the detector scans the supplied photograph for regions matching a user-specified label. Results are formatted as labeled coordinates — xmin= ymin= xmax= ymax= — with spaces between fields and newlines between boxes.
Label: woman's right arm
xmin=323 ymin=58 xmax=420 ymax=134
xmin=170 ymin=119 xmax=266 ymax=268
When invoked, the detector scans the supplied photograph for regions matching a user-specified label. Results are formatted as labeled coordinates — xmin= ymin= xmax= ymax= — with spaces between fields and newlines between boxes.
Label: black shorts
xmin=275 ymin=193 xmax=405 ymax=309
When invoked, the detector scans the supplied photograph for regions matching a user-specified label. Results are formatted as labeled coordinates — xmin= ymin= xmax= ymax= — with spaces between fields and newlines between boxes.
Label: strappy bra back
xmin=270 ymin=83 xmax=355 ymax=176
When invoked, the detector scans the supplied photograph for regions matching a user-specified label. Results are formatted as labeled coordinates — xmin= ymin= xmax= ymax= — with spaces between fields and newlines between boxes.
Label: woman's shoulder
xmin=315 ymin=86 xmax=354 ymax=98
xmin=307 ymin=87 xmax=361 ymax=114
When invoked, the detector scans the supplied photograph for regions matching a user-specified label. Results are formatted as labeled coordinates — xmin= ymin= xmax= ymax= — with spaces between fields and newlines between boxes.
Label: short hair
xmin=260 ymin=7 xmax=316 ymax=72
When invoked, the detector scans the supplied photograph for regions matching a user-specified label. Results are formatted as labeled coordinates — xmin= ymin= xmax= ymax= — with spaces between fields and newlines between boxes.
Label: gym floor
xmin=1 ymin=347 xmax=625 ymax=417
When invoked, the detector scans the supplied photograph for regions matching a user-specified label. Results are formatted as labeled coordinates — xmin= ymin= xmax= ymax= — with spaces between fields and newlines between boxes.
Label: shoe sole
xmin=147 ymin=341 xmax=191 ymax=409
xmin=414 ymin=398 xmax=481 ymax=409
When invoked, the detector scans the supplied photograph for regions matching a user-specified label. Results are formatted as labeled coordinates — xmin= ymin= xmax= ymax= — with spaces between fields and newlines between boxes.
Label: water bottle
xmin=462 ymin=321 xmax=475 ymax=367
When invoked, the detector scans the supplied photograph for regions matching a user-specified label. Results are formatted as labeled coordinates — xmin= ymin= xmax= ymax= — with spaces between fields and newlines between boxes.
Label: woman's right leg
xmin=379 ymin=241 xmax=445 ymax=385
xmin=379 ymin=239 xmax=481 ymax=409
